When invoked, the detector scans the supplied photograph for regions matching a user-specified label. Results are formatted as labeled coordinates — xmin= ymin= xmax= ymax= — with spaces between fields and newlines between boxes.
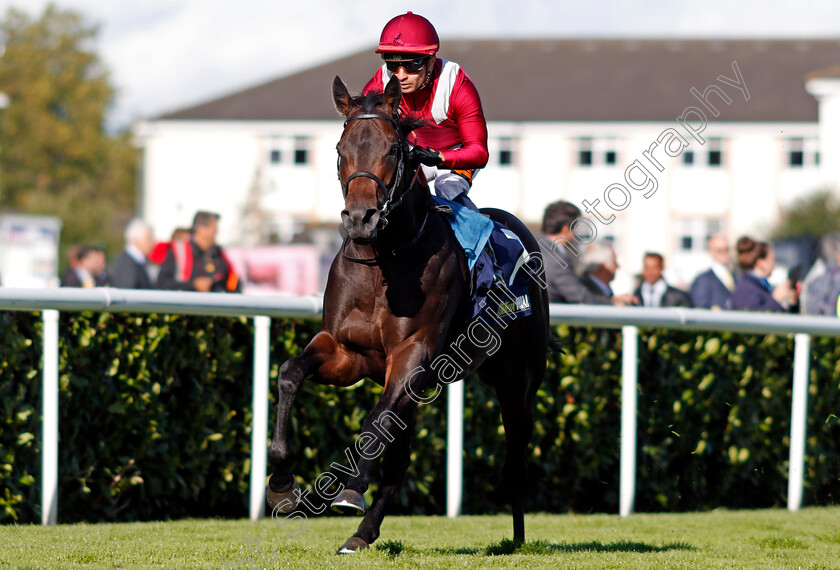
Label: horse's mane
xmin=351 ymin=92 xmax=427 ymax=138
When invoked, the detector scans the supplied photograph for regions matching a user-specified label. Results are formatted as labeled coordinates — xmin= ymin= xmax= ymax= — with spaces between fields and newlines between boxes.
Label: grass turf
xmin=1 ymin=507 xmax=838 ymax=569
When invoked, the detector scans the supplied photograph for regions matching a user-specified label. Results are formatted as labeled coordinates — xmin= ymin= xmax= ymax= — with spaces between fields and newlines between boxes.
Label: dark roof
xmin=159 ymin=39 xmax=840 ymax=122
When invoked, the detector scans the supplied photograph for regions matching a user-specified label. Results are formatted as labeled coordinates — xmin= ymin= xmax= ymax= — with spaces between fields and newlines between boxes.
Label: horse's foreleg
xmin=266 ymin=352 xmax=310 ymax=511
xmin=336 ymin=345 xmax=432 ymax=503
xmin=330 ymin=388 xmax=419 ymax=512
xmin=268 ymin=331 xmax=371 ymax=513
xmin=337 ymin=411 xmax=417 ymax=553
xmin=329 ymin=342 xmax=438 ymax=553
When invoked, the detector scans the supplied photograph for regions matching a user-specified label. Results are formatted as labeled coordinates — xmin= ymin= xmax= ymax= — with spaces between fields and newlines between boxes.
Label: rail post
xmin=446 ymin=381 xmax=464 ymax=518
xmin=788 ymin=333 xmax=811 ymax=511
xmin=619 ymin=325 xmax=639 ymax=517
xmin=41 ymin=309 xmax=60 ymax=526
xmin=249 ymin=316 xmax=271 ymax=521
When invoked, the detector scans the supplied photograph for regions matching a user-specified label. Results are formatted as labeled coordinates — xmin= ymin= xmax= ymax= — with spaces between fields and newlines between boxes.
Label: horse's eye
xmin=388 ymin=145 xmax=399 ymax=156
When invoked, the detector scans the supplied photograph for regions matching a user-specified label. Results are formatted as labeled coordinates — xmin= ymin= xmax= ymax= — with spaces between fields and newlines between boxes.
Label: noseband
xmin=337 ymin=113 xmax=408 ymax=229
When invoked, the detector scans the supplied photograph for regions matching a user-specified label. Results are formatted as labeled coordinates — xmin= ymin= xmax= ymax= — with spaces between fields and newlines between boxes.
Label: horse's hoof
xmin=266 ymin=477 xmax=300 ymax=513
xmin=330 ymin=489 xmax=366 ymax=515
xmin=336 ymin=536 xmax=369 ymax=554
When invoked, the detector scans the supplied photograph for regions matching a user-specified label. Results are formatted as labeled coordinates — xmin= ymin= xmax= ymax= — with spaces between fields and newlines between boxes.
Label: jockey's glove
xmin=409 ymin=145 xmax=443 ymax=168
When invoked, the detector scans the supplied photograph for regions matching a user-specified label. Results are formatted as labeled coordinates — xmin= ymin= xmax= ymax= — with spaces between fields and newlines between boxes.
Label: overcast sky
xmin=2 ymin=0 xmax=839 ymax=130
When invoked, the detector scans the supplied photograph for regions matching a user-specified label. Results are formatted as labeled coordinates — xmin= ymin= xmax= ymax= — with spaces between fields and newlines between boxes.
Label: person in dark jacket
xmin=538 ymin=201 xmax=611 ymax=305
xmin=803 ymin=232 xmax=840 ymax=315
xmin=634 ymin=252 xmax=692 ymax=307
xmin=157 ymin=211 xmax=240 ymax=293
xmin=728 ymin=236 xmax=791 ymax=312
xmin=59 ymin=244 xmax=84 ymax=287
xmin=538 ymin=201 xmax=635 ymax=306
xmin=578 ymin=241 xmax=638 ymax=305
xmin=60 ymin=246 xmax=110 ymax=288
xmin=109 ymin=219 xmax=154 ymax=289
xmin=690 ymin=235 xmax=735 ymax=309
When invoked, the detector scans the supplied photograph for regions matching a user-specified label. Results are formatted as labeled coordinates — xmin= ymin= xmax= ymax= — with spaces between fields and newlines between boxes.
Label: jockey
xmin=363 ymin=12 xmax=501 ymax=297
xmin=362 ymin=11 xmax=489 ymax=211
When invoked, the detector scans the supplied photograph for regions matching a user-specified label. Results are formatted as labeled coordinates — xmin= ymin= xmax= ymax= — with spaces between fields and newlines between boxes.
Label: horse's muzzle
xmin=341 ymin=207 xmax=380 ymax=243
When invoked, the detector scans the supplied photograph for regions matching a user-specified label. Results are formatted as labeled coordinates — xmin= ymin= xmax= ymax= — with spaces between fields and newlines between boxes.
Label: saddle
xmin=431 ymin=195 xmax=533 ymax=323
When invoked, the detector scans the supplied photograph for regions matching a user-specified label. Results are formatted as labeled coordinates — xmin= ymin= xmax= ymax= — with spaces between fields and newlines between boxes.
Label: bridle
xmin=337 ymin=111 xmax=431 ymax=265
xmin=337 ymin=113 xmax=408 ymax=230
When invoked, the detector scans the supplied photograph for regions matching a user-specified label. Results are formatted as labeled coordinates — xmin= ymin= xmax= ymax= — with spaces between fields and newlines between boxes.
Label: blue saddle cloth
xmin=482 ymin=224 xmax=534 ymax=322
xmin=432 ymin=196 xmax=533 ymax=322
xmin=431 ymin=196 xmax=493 ymax=270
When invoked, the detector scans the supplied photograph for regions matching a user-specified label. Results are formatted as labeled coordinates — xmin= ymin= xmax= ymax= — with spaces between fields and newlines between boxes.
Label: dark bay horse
xmin=266 ymin=74 xmax=554 ymax=553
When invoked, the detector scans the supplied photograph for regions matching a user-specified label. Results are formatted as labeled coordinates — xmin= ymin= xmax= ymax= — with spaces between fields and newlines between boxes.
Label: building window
xmin=578 ymin=138 xmax=593 ymax=166
xmin=707 ymin=219 xmax=723 ymax=237
xmin=786 ymin=137 xmax=819 ymax=168
xmin=597 ymin=138 xmax=618 ymax=166
xmin=678 ymin=218 xmax=725 ymax=252
xmin=498 ymin=137 xmax=514 ymax=166
xmin=267 ymin=136 xmax=310 ymax=166
xmin=683 ymin=151 xmax=694 ymax=165
xmin=707 ymin=139 xmax=723 ymax=167
xmin=294 ymin=137 xmax=309 ymax=165
xmin=577 ymin=137 xmax=617 ymax=166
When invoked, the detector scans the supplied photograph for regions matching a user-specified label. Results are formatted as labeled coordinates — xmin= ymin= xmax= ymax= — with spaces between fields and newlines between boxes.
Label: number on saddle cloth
xmin=483 ymin=226 xmax=533 ymax=322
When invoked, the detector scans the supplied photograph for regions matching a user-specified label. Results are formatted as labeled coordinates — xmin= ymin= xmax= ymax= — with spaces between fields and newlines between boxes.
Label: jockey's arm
xmin=439 ymin=78 xmax=489 ymax=171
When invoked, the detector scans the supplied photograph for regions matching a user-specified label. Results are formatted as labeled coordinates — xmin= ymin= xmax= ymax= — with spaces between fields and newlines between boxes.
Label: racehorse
xmin=266 ymin=74 xmax=555 ymax=553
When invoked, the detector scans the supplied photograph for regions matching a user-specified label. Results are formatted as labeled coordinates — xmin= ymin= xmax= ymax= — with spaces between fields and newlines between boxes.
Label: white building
xmin=135 ymin=39 xmax=840 ymax=292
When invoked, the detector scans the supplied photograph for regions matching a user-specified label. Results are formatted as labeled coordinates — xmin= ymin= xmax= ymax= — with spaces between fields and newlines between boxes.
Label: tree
xmin=0 ymin=4 xmax=136 ymax=265
xmin=770 ymin=187 xmax=840 ymax=241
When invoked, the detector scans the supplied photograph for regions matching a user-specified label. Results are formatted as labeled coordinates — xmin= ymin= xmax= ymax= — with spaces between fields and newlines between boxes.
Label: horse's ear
xmin=383 ymin=75 xmax=402 ymax=117
xmin=333 ymin=76 xmax=353 ymax=116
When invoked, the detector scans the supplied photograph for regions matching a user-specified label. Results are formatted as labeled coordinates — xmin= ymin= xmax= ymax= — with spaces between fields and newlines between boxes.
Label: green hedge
xmin=1 ymin=312 xmax=838 ymax=523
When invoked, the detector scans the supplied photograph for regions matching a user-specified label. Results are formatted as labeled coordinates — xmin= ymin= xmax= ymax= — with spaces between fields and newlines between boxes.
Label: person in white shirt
xmin=635 ymin=252 xmax=692 ymax=308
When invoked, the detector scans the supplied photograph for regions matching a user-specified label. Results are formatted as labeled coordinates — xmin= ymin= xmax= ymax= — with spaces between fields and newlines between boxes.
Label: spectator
xmin=803 ymin=232 xmax=840 ymax=315
xmin=147 ymin=227 xmax=190 ymax=285
xmin=579 ymin=241 xmax=637 ymax=306
xmin=537 ymin=201 xmax=610 ymax=305
xmin=690 ymin=235 xmax=735 ymax=309
xmin=634 ymin=252 xmax=692 ymax=307
xmin=59 ymin=244 xmax=85 ymax=287
xmin=110 ymin=219 xmax=155 ymax=289
xmin=148 ymin=228 xmax=190 ymax=265
xmin=89 ymin=247 xmax=110 ymax=286
xmin=157 ymin=211 xmax=240 ymax=292
xmin=60 ymin=246 xmax=110 ymax=288
xmin=728 ymin=237 xmax=792 ymax=312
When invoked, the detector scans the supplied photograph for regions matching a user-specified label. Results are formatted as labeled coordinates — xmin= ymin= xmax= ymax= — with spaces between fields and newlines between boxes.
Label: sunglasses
xmin=385 ymin=56 xmax=429 ymax=74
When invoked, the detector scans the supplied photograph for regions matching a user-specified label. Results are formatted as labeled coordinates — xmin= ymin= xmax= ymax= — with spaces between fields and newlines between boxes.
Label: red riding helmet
xmin=376 ymin=11 xmax=439 ymax=56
